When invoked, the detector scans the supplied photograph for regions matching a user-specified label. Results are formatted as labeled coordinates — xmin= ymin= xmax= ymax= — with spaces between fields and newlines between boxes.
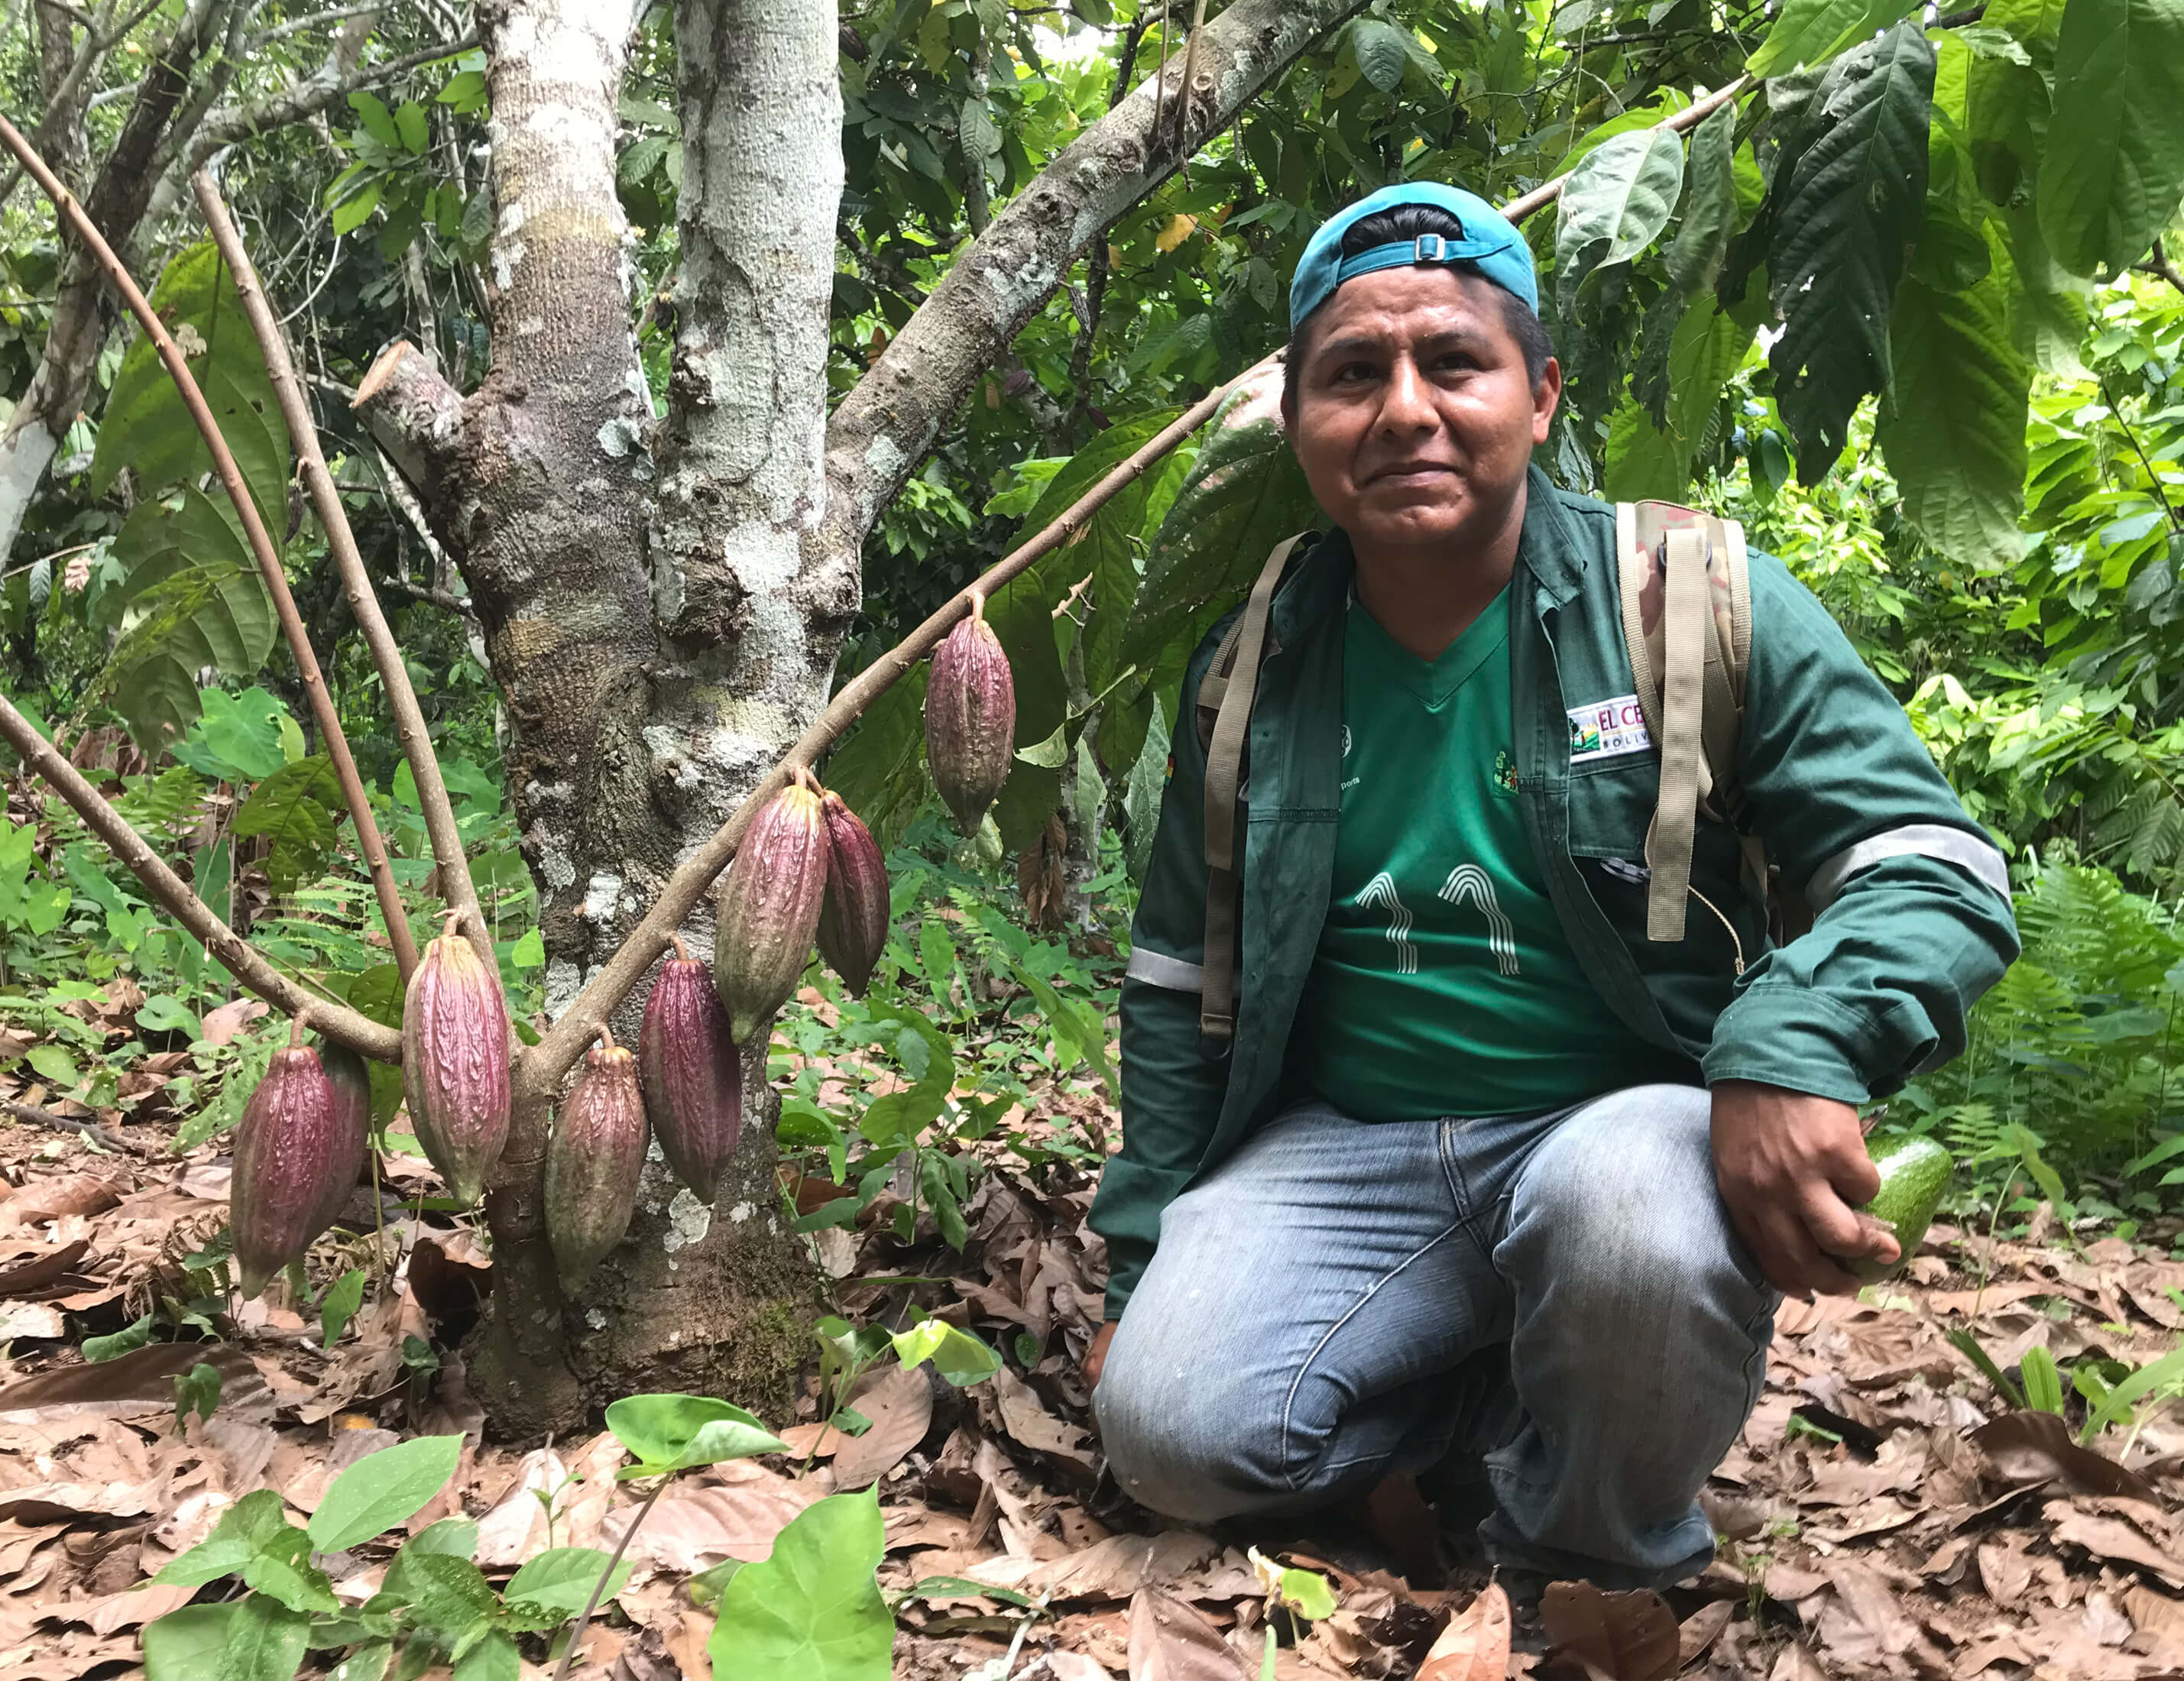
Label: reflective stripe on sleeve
xmin=1124 ymin=947 xmax=1205 ymax=993
xmin=1807 ymin=822 xmax=2011 ymax=911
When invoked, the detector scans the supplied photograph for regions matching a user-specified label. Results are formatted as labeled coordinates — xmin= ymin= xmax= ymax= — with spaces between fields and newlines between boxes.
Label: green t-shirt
xmin=1298 ymin=591 xmax=1688 ymax=1122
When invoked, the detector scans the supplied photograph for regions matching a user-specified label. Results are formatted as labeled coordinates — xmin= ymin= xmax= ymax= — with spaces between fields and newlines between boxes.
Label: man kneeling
xmin=1081 ymin=183 xmax=2018 ymax=1589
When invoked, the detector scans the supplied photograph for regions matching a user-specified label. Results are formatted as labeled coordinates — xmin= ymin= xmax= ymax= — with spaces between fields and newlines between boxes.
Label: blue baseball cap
xmin=1288 ymin=181 xmax=1538 ymax=332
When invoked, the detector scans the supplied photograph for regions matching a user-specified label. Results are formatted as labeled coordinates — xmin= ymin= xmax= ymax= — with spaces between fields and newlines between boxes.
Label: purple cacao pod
xmin=400 ymin=912 xmax=511 ymax=1204
xmin=924 ymin=598 xmax=1016 ymax=835
xmin=306 ymin=1040 xmax=374 ymax=1241
xmin=639 ymin=937 xmax=742 ymax=1205
xmin=545 ymin=1032 xmax=649 ymax=1287
xmin=232 ymin=1019 xmax=342 ymax=1297
xmin=713 ymin=782 xmax=829 ymax=1044
xmin=816 ymin=790 xmax=889 ymax=997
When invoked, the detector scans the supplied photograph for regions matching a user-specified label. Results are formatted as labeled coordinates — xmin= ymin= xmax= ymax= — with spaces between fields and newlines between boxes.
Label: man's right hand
xmin=1083 ymin=1320 xmax=1118 ymax=1392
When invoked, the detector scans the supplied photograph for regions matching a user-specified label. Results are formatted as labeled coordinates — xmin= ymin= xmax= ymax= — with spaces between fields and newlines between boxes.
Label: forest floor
xmin=4 ymin=1001 xmax=2184 ymax=1681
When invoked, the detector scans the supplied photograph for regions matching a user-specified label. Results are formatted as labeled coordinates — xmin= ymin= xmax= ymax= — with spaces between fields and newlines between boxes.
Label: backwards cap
xmin=1288 ymin=181 xmax=1538 ymax=332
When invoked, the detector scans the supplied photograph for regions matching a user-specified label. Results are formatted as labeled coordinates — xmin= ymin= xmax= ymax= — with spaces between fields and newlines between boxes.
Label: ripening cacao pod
xmin=306 ymin=1040 xmax=374 ymax=1241
xmin=400 ymin=911 xmax=511 ymax=1204
xmin=817 ymin=790 xmax=889 ymax=997
xmin=925 ymin=595 xmax=1016 ymax=835
xmin=713 ymin=782 xmax=830 ymax=1043
xmin=639 ymin=935 xmax=742 ymax=1204
xmin=546 ymin=1028 xmax=649 ymax=1287
xmin=232 ymin=1016 xmax=342 ymax=1297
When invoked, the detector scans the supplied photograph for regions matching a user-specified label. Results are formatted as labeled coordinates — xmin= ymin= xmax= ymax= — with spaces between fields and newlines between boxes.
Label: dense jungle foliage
xmin=2 ymin=0 xmax=2182 ymax=1236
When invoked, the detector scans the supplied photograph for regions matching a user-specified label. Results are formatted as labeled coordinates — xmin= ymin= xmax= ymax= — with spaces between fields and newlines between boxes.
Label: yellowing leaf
xmin=1155 ymin=214 xmax=1197 ymax=252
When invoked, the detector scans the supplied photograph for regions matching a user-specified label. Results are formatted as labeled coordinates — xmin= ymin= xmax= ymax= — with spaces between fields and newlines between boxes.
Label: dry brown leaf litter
xmin=5 ymin=1067 xmax=2184 ymax=1679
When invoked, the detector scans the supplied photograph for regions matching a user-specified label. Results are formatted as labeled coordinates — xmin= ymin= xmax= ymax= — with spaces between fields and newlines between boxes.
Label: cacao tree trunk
xmin=355 ymin=0 xmax=1368 ymax=1439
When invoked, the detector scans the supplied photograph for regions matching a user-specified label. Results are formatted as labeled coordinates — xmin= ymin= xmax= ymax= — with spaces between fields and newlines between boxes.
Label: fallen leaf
xmin=4 ymin=1175 xmax=122 ymax=1223
xmin=604 ymin=1460 xmax=821 ymax=1572
xmin=830 ymin=1365 xmax=933 ymax=1490
xmin=992 ymin=1363 xmax=1097 ymax=1473
xmin=1126 ymin=1585 xmax=1249 ymax=1681
xmin=1677 ymin=1599 xmax=1733 ymax=1667
xmin=0 ymin=1239 xmax=91 ymax=1296
xmin=968 ymin=1531 xmax=1218 ymax=1603
xmin=2046 ymin=1498 xmax=2184 ymax=1589
xmin=1765 ymin=1644 xmax=1827 ymax=1681
xmin=1539 ymin=1581 xmax=1677 ymax=1681
xmin=1419 ymin=1582 xmax=1511 ymax=1681
xmin=198 ymin=998 xmax=265 ymax=1045
xmin=2124 ymin=1584 xmax=2184 ymax=1659
xmin=1977 ymin=1539 xmax=2032 ymax=1606
xmin=1971 ymin=1411 xmax=2160 ymax=1502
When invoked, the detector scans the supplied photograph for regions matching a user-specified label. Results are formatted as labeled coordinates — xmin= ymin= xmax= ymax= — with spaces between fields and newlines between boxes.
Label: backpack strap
xmin=1614 ymin=500 xmax=1758 ymax=945
xmin=1197 ymin=534 xmax=1307 ymax=1052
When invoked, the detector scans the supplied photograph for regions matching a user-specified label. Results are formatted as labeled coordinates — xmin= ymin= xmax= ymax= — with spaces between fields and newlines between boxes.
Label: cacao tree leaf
xmin=1878 ymin=232 xmax=2032 ymax=565
xmin=2003 ymin=206 xmax=2094 ymax=377
xmin=1663 ymin=100 xmax=1740 ymax=299
xmin=1768 ymin=21 xmax=1935 ymax=480
xmin=1746 ymin=0 xmax=1920 ymax=75
xmin=89 ymin=241 xmax=290 ymax=530
xmin=2035 ymin=0 xmax=2184 ymax=276
xmin=1351 ymin=18 xmax=1411 ymax=92
xmin=306 ymin=1433 xmax=464 ymax=1552
xmin=604 ymin=1393 xmax=787 ymax=1478
xmin=707 ymin=1490 xmax=893 ymax=1681
xmin=1607 ymin=280 xmax=1758 ymax=501
xmin=1120 ymin=381 xmax=1317 ymax=679
xmin=1556 ymin=125 xmax=1686 ymax=305
xmin=821 ymin=666 xmax=928 ymax=852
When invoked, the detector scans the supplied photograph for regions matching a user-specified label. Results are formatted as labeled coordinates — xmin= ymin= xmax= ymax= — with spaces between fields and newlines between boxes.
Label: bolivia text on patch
xmin=1568 ymin=695 xmax=1653 ymax=763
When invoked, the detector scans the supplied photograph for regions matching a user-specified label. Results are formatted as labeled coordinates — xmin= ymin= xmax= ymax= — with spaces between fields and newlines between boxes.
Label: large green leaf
xmin=1768 ymin=21 xmax=1936 ymax=480
xmin=142 ymin=1604 xmax=238 ymax=1681
xmin=92 ymin=491 xmax=277 ymax=748
xmin=1633 ymin=102 xmax=1742 ymax=425
xmin=1606 ymin=279 xmax=1758 ymax=500
xmin=1119 ymin=385 xmax=1318 ymax=680
xmin=1554 ymin=125 xmax=1687 ymax=307
xmin=1746 ymin=0 xmax=1920 ymax=75
xmin=820 ymin=667 xmax=928 ymax=852
xmin=234 ymin=755 xmax=345 ymax=893
xmin=707 ymin=1490 xmax=893 ymax=1681
xmin=1966 ymin=0 xmax=2061 ymax=202
xmin=306 ymin=1434 xmax=464 ymax=1553
xmin=2035 ymin=0 xmax=2184 ymax=276
xmin=89 ymin=241 xmax=290 ymax=529
xmin=1878 ymin=229 xmax=2031 ymax=566
xmin=603 ymin=1393 xmax=786 ymax=1477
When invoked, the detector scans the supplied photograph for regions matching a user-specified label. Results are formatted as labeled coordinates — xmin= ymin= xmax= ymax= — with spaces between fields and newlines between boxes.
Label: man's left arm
xmin=1703 ymin=554 xmax=2021 ymax=1295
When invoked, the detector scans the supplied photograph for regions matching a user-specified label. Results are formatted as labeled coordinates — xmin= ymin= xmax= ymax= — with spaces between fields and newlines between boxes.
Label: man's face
xmin=1282 ymin=266 xmax=1561 ymax=556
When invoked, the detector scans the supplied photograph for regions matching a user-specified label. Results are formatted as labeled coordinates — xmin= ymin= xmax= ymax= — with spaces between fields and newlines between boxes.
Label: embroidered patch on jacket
xmin=1568 ymin=695 xmax=1654 ymax=763
xmin=1491 ymin=748 xmax=1520 ymax=796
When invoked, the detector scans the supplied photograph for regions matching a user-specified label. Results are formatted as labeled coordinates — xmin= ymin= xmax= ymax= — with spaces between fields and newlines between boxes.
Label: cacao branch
xmin=0 ymin=113 xmax=421 ymax=980
xmin=522 ymin=76 xmax=1756 ymax=1093
xmin=193 ymin=170 xmax=491 ymax=967
xmin=0 ymin=694 xmax=403 ymax=1061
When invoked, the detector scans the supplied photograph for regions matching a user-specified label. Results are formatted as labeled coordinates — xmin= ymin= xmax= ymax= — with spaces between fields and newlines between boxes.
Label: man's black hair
xmin=1282 ymin=202 xmax=1554 ymax=409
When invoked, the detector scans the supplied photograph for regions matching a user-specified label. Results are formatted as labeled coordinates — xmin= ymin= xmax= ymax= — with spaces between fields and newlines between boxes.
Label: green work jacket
xmin=1092 ymin=468 xmax=2020 ymax=1320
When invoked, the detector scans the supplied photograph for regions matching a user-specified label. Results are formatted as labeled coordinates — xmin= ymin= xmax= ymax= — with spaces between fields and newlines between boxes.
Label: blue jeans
xmin=1091 ymin=1084 xmax=1777 ymax=1588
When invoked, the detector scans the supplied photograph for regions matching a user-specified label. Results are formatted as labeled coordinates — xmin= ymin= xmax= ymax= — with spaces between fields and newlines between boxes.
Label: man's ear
xmin=1531 ymin=357 xmax=1563 ymax=445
